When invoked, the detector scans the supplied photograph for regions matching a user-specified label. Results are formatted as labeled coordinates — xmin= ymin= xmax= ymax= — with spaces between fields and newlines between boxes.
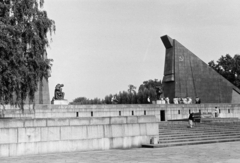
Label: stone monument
xmin=52 ymin=84 xmax=68 ymax=105
xmin=33 ymin=78 xmax=50 ymax=104
xmin=32 ymin=51 xmax=51 ymax=104
xmin=161 ymin=35 xmax=240 ymax=103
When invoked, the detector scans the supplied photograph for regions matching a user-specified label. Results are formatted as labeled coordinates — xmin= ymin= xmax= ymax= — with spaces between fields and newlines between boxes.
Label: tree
xmin=104 ymin=94 xmax=112 ymax=104
xmin=138 ymin=79 xmax=162 ymax=101
xmin=130 ymin=90 xmax=137 ymax=104
xmin=0 ymin=0 xmax=55 ymax=108
xmin=209 ymin=54 xmax=240 ymax=88
xmin=148 ymin=87 xmax=157 ymax=102
xmin=120 ymin=91 xmax=128 ymax=104
xmin=128 ymin=84 xmax=136 ymax=94
xmin=127 ymin=84 xmax=137 ymax=104
xmin=71 ymin=97 xmax=87 ymax=104
xmin=137 ymin=90 xmax=144 ymax=104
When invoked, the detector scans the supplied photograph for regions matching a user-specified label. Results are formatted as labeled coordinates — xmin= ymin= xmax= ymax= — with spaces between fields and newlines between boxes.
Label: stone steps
xmin=142 ymin=120 xmax=240 ymax=148
xmin=159 ymin=129 xmax=240 ymax=135
xmin=142 ymin=138 xmax=240 ymax=148
xmin=158 ymin=132 xmax=240 ymax=139
xmin=159 ymin=123 xmax=240 ymax=128
xmin=159 ymin=128 xmax=240 ymax=132
xmin=158 ymin=135 xmax=240 ymax=143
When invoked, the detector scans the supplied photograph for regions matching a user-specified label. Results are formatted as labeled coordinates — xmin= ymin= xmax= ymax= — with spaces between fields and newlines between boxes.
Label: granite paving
xmin=1 ymin=142 xmax=240 ymax=163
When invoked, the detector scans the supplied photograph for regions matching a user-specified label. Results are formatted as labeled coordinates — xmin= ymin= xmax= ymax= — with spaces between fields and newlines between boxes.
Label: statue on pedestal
xmin=54 ymin=84 xmax=65 ymax=100
xmin=51 ymin=84 xmax=68 ymax=105
xmin=156 ymin=86 xmax=162 ymax=100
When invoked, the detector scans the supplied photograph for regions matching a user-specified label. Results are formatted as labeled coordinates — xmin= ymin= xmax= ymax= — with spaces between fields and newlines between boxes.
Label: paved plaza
xmin=1 ymin=142 xmax=240 ymax=163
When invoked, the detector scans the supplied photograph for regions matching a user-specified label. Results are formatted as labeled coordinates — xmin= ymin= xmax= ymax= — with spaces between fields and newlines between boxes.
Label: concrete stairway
xmin=142 ymin=119 xmax=240 ymax=148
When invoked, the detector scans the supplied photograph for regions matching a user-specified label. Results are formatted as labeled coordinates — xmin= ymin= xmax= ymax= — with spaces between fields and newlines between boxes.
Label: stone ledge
xmin=53 ymin=100 xmax=68 ymax=105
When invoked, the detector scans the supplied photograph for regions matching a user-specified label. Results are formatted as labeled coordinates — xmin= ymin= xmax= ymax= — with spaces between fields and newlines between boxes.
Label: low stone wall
xmin=2 ymin=104 xmax=240 ymax=121
xmin=0 ymin=116 xmax=158 ymax=157
xmin=164 ymin=104 xmax=240 ymax=120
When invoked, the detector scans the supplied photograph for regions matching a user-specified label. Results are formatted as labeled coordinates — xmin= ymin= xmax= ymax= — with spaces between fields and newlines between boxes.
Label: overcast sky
xmin=43 ymin=0 xmax=240 ymax=102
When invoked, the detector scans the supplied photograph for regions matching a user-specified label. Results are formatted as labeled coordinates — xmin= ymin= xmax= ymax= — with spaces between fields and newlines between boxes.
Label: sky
xmin=43 ymin=0 xmax=240 ymax=102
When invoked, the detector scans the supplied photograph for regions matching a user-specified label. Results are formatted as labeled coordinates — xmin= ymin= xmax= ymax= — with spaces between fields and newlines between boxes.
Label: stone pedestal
xmin=53 ymin=100 xmax=68 ymax=105
xmin=156 ymin=100 xmax=161 ymax=104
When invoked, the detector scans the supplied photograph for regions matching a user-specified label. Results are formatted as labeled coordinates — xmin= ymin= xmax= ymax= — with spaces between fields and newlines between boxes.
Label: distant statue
xmin=195 ymin=97 xmax=201 ymax=104
xmin=186 ymin=97 xmax=192 ymax=104
xmin=54 ymin=84 xmax=65 ymax=100
xmin=160 ymin=98 xmax=165 ymax=104
xmin=165 ymin=97 xmax=170 ymax=104
xmin=156 ymin=87 xmax=162 ymax=100
xmin=111 ymin=95 xmax=118 ymax=104
xmin=173 ymin=98 xmax=179 ymax=104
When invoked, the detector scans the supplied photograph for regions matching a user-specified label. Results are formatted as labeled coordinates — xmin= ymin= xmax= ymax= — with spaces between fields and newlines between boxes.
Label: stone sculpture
xmin=54 ymin=84 xmax=65 ymax=100
xmin=155 ymin=87 xmax=162 ymax=100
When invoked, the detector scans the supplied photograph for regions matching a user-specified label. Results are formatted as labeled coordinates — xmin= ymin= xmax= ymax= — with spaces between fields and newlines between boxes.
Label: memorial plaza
xmin=1 ymin=35 xmax=240 ymax=161
xmin=1 ymin=1 xmax=240 ymax=163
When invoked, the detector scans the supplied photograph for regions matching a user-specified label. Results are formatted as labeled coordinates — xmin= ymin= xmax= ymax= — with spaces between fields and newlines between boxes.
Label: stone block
xmin=78 ymin=111 xmax=91 ymax=117
xmin=121 ymin=136 xmax=132 ymax=148
xmin=24 ymin=119 xmax=47 ymax=127
xmin=9 ymin=143 xmax=17 ymax=157
xmin=112 ymin=137 xmax=123 ymax=148
xmin=47 ymin=118 xmax=69 ymax=126
xmin=88 ymin=138 xmax=101 ymax=150
xmin=53 ymin=100 xmax=68 ymax=105
xmin=38 ymin=141 xmax=60 ymax=154
xmin=0 ymin=144 xmax=9 ymax=157
xmin=91 ymin=117 xmax=110 ymax=125
xmin=131 ymin=136 xmax=145 ymax=147
xmin=139 ymin=124 xmax=147 ymax=135
xmin=137 ymin=116 xmax=156 ymax=123
xmin=101 ymin=138 xmax=111 ymax=150
xmin=126 ymin=116 xmax=137 ymax=123
xmin=69 ymin=118 xmax=90 ymax=126
xmin=103 ymin=125 xmax=112 ymax=138
xmin=124 ymin=124 xmax=137 ymax=137
xmin=87 ymin=125 xmax=104 ymax=139
xmin=131 ymin=124 xmax=140 ymax=136
xmin=17 ymin=142 xmax=39 ymax=156
xmin=110 ymin=117 xmax=127 ymax=124
xmin=156 ymin=100 xmax=161 ymax=104
xmin=18 ymin=127 xmax=41 ymax=143
xmin=111 ymin=124 xmax=124 ymax=137
xmin=41 ymin=127 xmax=60 ymax=141
xmin=65 ymin=126 xmax=88 ymax=140
xmin=0 ymin=128 xmax=17 ymax=144
xmin=146 ymin=123 xmax=158 ymax=135
xmin=35 ymin=112 xmax=52 ymax=118
xmin=0 ymin=119 xmax=24 ymax=128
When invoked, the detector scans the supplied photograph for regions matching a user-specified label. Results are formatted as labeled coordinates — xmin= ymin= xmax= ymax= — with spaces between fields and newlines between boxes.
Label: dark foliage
xmin=71 ymin=79 xmax=162 ymax=105
xmin=70 ymin=97 xmax=104 ymax=105
xmin=209 ymin=54 xmax=240 ymax=89
xmin=0 ymin=0 xmax=55 ymax=107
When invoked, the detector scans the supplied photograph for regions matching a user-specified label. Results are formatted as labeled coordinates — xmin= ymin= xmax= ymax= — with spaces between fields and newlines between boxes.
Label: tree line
xmin=70 ymin=79 xmax=162 ymax=105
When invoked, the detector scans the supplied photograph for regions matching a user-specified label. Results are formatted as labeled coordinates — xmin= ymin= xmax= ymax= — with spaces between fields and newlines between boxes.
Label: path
xmin=1 ymin=142 xmax=240 ymax=163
